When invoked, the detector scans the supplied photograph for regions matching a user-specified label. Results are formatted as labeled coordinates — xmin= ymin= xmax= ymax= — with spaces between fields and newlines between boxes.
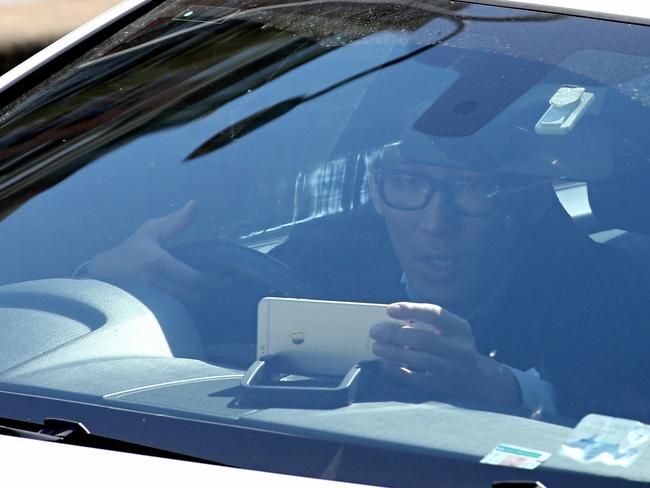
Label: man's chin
xmin=407 ymin=280 xmax=460 ymax=309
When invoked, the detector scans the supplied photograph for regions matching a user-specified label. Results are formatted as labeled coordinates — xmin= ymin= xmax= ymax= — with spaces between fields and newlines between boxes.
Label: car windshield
xmin=2 ymin=0 xmax=650 ymax=485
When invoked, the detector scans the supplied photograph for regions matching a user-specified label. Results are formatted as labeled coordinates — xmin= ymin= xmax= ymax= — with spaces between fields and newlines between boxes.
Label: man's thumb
xmin=150 ymin=199 xmax=198 ymax=242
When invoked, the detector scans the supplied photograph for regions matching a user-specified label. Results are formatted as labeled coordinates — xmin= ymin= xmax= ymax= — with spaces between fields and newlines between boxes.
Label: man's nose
xmin=416 ymin=190 xmax=458 ymax=235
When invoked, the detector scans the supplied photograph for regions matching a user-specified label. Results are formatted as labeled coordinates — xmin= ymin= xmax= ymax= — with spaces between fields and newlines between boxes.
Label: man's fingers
xmin=141 ymin=200 xmax=198 ymax=242
xmin=156 ymin=250 xmax=206 ymax=290
xmin=135 ymin=249 xmax=205 ymax=306
xmin=153 ymin=276 xmax=204 ymax=308
xmin=386 ymin=302 xmax=470 ymax=337
xmin=379 ymin=361 xmax=448 ymax=392
xmin=387 ymin=302 xmax=443 ymax=320
xmin=370 ymin=322 xmax=460 ymax=358
xmin=372 ymin=341 xmax=449 ymax=373
xmin=370 ymin=321 xmax=437 ymax=349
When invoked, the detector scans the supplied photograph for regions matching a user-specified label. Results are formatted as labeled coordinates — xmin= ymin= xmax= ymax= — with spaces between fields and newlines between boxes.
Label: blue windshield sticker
xmin=560 ymin=414 xmax=650 ymax=467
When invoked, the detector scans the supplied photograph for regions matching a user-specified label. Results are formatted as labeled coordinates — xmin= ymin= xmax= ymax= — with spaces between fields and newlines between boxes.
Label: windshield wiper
xmin=0 ymin=417 xmax=227 ymax=466
xmin=0 ymin=417 xmax=89 ymax=443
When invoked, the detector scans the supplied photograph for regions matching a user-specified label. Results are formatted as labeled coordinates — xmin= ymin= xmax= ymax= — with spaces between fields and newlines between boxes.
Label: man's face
xmin=370 ymin=162 xmax=526 ymax=315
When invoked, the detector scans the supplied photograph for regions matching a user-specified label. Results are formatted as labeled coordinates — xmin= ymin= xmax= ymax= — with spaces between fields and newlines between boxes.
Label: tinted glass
xmin=2 ymin=1 xmax=650 ymax=484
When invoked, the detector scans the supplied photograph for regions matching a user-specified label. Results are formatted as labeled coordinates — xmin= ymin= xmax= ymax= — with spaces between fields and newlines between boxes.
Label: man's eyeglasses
xmin=374 ymin=169 xmax=505 ymax=217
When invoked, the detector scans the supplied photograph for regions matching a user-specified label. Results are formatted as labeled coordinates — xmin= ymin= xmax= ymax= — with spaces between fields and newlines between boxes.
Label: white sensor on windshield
xmin=535 ymin=86 xmax=594 ymax=135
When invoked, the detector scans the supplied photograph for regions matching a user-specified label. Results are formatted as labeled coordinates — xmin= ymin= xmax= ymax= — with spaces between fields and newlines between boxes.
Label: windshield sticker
xmin=173 ymin=6 xmax=239 ymax=25
xmin=480 ymin=444 xmax=551 ymax=470
xmin=560 ymin=414 xmax=650 ymax=467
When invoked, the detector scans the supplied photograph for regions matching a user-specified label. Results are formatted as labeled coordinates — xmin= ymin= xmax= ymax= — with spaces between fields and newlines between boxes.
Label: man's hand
xmin=85 ymin=200 xmax=205 ymax=305
xmin=369 ymin=302 xmax=521 ymax=407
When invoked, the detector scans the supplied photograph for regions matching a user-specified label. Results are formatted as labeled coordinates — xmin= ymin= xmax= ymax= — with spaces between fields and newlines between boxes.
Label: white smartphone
xmin=257 ymin=297 xmax=399 ymax=376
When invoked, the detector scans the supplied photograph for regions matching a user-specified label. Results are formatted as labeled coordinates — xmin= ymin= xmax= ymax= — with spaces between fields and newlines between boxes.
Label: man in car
xmin=81 ymin=142 xmax=650 ymax=421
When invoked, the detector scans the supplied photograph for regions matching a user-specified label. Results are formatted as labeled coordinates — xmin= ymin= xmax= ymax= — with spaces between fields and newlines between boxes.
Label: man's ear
xmin=367 ymin=167 xmax=386 ymax=216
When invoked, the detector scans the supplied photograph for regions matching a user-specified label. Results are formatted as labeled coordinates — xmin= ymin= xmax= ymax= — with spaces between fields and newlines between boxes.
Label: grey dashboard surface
xmin=0 ymin=277 xmax=648 ymax=485
xmin=0 ymin=278 xmax=207 ymax=378
xmin=105 ymin=376 xmax=650 ymax=483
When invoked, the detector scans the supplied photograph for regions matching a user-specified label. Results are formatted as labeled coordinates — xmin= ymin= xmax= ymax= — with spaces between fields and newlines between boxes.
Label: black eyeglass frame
xmin=373 ymin=167 xmax=554 ymax=217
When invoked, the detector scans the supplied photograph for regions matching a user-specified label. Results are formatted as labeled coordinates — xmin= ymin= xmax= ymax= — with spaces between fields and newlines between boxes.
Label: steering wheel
xmin=170 ymin=241 xmax=311 ymax=365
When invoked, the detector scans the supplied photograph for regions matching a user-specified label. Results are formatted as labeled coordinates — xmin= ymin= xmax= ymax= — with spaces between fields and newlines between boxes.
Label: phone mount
xmin=237 ymin=356 xmax=380 ymax=408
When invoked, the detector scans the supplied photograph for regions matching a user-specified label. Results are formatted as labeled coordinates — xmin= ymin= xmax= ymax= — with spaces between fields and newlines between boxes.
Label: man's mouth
xmin=430 ymin=257 xmax=455 ymax=268
xmin=420 ymin=254 xmax=460 ymax=276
